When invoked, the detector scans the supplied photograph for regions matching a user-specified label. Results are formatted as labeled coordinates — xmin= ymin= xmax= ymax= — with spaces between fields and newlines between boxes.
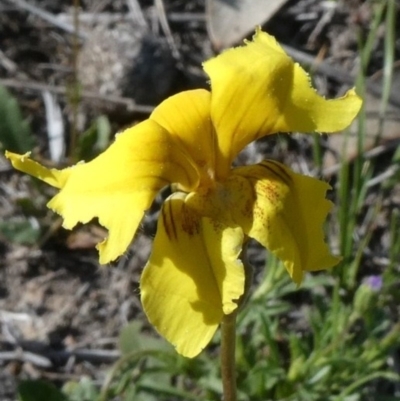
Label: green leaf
xmin=75 ymin=115 xmax=111 ymax=161
xmin=62 ymin=377 xmax=99 ymax=401
xmin=95 ymin=115 xmax=111 ymax=150
xmin=119 ymin=321 xmax=171 ymax=355
xmin=0 ymin=84 xmax=34 ymax=153
xmin=0 ymin=218 xmax=40 ymax=244
xmin=308 ymin=365 xmax=331 ymax=385
xmin=119 ymin=321 xmax=144 ymax=354
xmin=18 ymin=380 xmax=67 ymax=401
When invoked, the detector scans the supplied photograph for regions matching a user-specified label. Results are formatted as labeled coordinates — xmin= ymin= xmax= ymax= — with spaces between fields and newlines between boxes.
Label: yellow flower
xmin=6 ymin=30 xmax=362 ymax=358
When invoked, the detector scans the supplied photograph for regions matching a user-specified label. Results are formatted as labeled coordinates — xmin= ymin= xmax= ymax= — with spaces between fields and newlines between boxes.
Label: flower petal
xmin=140 ymin=192 xmax=245 ymax=358
xmin=150 ymin=89 xmax=216 ymax=184
xmin=226 ymin=161 xmax=340 ymax=284
xmin=203 ymin=29 xmax=362 ymax=177
xmin=6 ymin=120 xmax=199 ymax=264
xmin=5 ymin=151 xmax=69 ymax=188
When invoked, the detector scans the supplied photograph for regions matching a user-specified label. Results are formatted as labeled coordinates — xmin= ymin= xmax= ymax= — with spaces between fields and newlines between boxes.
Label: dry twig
xmin=6 ymin=0 xmax=87 ymax=39
xmin=0 ymin=78 xmax=154 ymax=113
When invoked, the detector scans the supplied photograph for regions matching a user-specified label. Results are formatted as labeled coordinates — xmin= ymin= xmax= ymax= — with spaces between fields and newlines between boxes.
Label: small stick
xmin=154 ymin=0 xmax=181 ymax=61
xmin=0 ymin=78 xmax=154 ymax=113
xmin=126 ymin=0 xmax=148 ymax=28
xmin=6 ymin=0 xmax=87 ymax=39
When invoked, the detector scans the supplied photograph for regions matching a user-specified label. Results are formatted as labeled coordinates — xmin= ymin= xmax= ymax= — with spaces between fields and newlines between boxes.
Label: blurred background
xmin=0 ymin=0 xmax=400 ymax=400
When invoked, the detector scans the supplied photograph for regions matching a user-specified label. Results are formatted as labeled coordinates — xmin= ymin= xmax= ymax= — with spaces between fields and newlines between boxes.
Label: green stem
xmin=220 ymin=312 xmax=238 ymax=401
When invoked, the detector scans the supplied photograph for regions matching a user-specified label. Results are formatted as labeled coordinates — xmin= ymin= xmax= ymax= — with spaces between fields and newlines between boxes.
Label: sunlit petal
xmin=140 ymin=192 xmax=245 ymax=358
xmin=7 ymin=120 xmax=199 ymax=264
xmin=5 ymin=151 xmax=69 ymax=188
xmin=150 ymin=89 xmax=215 ymax=182
xmin=203 ymin=29 xmax=362 ymax=178
xmin=226 ymin=161 xmax=340 ymax=284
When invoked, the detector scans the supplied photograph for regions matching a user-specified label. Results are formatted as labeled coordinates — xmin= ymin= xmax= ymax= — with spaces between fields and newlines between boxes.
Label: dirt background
xmin=1 ymin=0 xmax=400 ymax=400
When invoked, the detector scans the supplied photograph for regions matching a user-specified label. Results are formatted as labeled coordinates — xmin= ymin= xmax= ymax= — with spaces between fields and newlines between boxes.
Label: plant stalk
xmin=220 ymin=311 xmax=238 ymax=401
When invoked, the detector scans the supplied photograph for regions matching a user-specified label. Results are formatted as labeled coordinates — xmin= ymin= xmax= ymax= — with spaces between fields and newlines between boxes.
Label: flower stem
xmin=220 ymin=311 xmax=238 ymax=401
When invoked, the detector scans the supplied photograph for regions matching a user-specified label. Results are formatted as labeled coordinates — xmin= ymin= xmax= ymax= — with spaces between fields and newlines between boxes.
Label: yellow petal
xmin=140 ymin=192 xmax=245 ymax=358
xmin=150 ymin=89 xmax=216 ymax=183
xmin=5 ymin=151 xmax=69 ymax=188
xmin=227 ymin=161 xmax=340 ymax=284
xmin=203 ymin=29 xmax=362 ymax=178
xmin=6 ymin=120 xmax=199 ymax=264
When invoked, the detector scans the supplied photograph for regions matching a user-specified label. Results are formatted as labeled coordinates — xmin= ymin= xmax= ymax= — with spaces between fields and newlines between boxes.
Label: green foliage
xmin=232 ymin=257 xmax=400 ymax=401
xmin=63 ymin=378 xmax=99 ymax=401
xmin=74 ymin=115 xmax=111 ymax=161
xmin=0 ymin=187 xmax=51 ymax=245
xmin=0 ymin=217 xmax=41 ymax=244
xmin=335 ymin=0 xmax=396 ymax=290
xmin=0 ymin=84 xmax=34 ymax=153
xmin=18 ymin=380 xmax=67 ymax=401
xmin=98 ymin=321 xmax=206 ymax=401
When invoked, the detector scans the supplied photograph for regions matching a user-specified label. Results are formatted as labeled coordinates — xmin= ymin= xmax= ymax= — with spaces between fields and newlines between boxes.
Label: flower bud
xmin=353 ymin=275 xmax=382 ymax=316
